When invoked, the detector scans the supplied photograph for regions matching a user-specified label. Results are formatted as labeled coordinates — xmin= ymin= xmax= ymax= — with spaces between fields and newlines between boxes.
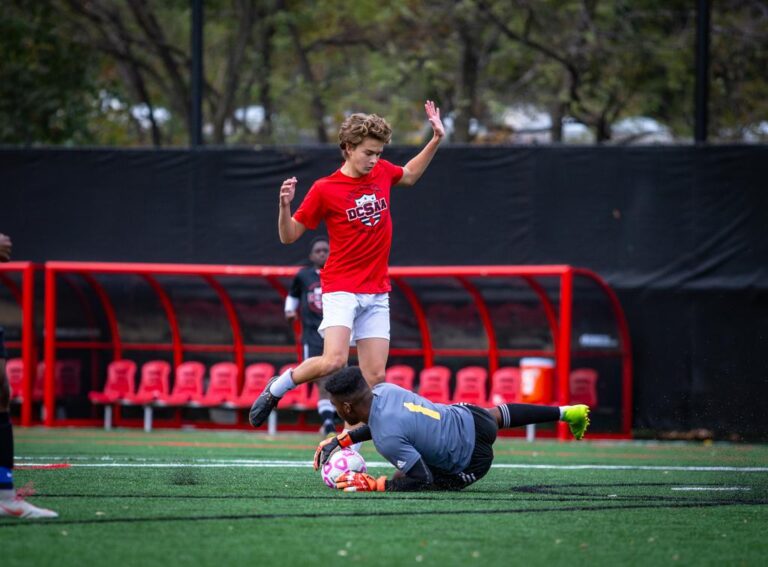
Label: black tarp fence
xmin=1 ymin=146 xmax=766 ymax=436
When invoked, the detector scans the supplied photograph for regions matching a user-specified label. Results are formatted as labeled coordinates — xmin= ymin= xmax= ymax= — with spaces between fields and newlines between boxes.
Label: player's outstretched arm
xmin=397 ymin=100 xmax=445 ymax=187
xmin=278 ymin=177 xmax=307 ymax=244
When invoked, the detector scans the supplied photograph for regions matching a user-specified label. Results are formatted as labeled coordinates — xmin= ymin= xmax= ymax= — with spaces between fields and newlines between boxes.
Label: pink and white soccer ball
xmin=321 ymin=448 xmax=367 ymax=488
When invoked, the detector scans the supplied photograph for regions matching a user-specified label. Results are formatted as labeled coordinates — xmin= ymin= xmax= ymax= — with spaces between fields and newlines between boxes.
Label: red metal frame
xmin=390 ymin=276 xmax=434 ymax=367
xmin=265 ymin=275 xmax=303 ymax=361
xmin=573 ymin=268 xmax=634 ymax=437
xmin=201 ymin=275 xmax=245 ymax=386
xmin=143 ymin=275 xmax=184 ymax=370
xmin=33 ymin=262 xmax=633 ymax=438
xmin=457 ymin=277 xmax=499 ymax=374
xmin=0 ymin=263 xmax=37 ymax=425
xmin=61 ymin=274 xmax=104 ymax=400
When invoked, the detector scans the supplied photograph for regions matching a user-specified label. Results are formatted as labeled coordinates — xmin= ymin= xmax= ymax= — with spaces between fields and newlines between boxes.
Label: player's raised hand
xmin=313 ymin=430 xmax=352 ymax=470
xmin=0 ymin=233 xmax=12 ymax=262
xmin=425 ymin=100 xmax=445 ymax=140
xmin=279 ymin=177 xmax=297 ymax=207
xmin=335 ymin=472 xmax=387 ymax=492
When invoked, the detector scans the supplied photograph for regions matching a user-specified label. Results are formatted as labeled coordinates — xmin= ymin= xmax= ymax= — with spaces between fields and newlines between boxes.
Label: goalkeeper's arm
xmin=346 ymin=425 xmax=372 ymax=444
xmin=335 ymin=458 xmax=434 ymax=492
xmin=314 ymin=425 xmax=373 ymax=470
xmin=384 ymin=458 xmax=434 ymax=491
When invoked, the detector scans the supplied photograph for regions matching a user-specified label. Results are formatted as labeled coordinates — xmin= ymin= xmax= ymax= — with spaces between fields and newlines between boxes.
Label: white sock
xmin=269 ymin=369 xmax=297 ymax=397
xmin=0 ymin=488 xmax=15 ymax=500
xmin=559 ymin=406 xmax=569 ymax=420
xmin=317 ymin=399 xmax=334 ymax=415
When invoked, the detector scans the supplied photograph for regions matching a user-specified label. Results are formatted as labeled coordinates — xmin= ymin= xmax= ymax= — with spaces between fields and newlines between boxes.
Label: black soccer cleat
xmin=249 ymin=376 xmax=281 ymax=427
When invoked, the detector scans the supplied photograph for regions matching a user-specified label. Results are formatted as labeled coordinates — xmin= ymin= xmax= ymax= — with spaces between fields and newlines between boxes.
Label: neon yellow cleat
xmin=562 ymin=404 xmax=590 ymax=440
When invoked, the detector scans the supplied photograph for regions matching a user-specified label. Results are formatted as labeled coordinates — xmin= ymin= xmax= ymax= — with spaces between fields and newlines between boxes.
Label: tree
xmin=708 ymin=0 xmax=768 ymax=141
xmin=1 ymin=0 xmax=764 ymax=145
xmin=476 ymin=0 xmax=697 ymax=142
xmin=0 ymin=0 xmax=96 ymax=145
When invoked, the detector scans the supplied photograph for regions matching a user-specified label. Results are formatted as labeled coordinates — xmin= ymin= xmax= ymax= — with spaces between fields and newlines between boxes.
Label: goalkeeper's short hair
xmin=326 ymin=366 xmax=368 ymax=399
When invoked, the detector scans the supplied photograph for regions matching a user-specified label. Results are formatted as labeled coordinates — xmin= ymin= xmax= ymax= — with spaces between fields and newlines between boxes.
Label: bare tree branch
xmin=126 ymin=0 xmax=191 ymax=134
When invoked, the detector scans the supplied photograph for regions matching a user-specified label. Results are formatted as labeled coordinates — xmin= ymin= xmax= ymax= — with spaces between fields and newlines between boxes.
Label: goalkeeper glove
xmin=313 ymin=430 xmax=353 ymax=470
xmin=335 ymin=472 xmax=387 ymax=492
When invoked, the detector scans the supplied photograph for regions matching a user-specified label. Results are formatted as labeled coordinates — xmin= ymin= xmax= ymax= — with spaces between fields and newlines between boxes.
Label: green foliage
xmin=0 ymin=0 xmax=764 ymax=146
xmin=0 ymin=0 xmax=96 ymax=145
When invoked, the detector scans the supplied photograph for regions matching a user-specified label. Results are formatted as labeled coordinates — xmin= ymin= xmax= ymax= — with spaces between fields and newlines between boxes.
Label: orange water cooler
xmin=520 ymin=357 xmax=554 ymax=403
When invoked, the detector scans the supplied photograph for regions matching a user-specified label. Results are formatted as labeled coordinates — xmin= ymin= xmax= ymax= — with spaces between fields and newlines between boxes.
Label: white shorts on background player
xmin=318 ymin=292 xmax=390 ymax=342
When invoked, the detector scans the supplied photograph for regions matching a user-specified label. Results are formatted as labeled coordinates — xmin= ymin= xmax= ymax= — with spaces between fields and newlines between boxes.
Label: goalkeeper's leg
xmin=489 ymin=403 xmax=590 ymax=440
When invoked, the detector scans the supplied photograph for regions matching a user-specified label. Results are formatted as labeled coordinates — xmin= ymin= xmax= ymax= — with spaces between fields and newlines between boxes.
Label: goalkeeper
xmin=314 ymin=366 xmax=590 ymax=492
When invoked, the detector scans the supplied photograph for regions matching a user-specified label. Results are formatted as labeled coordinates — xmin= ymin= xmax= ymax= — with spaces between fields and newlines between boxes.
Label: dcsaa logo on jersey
xmin=307 ymin=283 xmax=322 ymax=314
xmin=346 ymin=193 xmax=387 ymax=227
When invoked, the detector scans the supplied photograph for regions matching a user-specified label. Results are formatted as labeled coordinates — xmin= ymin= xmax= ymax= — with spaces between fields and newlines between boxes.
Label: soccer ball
xmin=320 ymin=448 xmax=367 ymax=488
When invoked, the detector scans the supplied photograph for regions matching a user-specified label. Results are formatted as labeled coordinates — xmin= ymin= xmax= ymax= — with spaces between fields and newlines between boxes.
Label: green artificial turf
xmin=2 ymin=429 xmax=766 ymax=567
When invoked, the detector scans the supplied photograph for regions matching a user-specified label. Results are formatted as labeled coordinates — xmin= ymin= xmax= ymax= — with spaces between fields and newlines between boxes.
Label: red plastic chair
xmin=417 ymin=366 xmax=452 ymax=405
xmin=202 ymin=362 xmax=240 ymax=407
xmin=34 ymin=359 xmax=83 ymax=400
xmin=5 ymin=358 xmax=24 ymax=403
xmin=123 ymin=361 xmax=171 ymax=405
xmin=88 ymin=360 xmax=137 ymax=404
xmin=158 ymin=361 xmax=206 ymax=406
xmin=385 ymin=365 xmax=415 ymax=391
xmin=488 ymin=367 xmax=522 ymax=406
xmin=56 ymin=360 xmax=82 ymax=397
xmin=451 ymin=366 xmax=488 ymax=406
xmin=234 ymin=362 xmax=275 ymax=409
xmin=570 ymin=368 xmax=599 ymax=408
xmin=33 ymin=362 xmax=45 ymax=401
xmin=303 ymin=383 xmax=319 ymax=408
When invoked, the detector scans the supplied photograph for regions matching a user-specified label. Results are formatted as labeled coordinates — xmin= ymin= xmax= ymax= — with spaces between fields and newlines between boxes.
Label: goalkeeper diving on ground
xmin=314 ymin=366 xmax=590 ymax=492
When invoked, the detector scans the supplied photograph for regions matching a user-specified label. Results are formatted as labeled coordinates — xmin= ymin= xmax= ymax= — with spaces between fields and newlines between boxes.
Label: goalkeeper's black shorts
xmin=0 ymin=327 xmax=7 ymax=359
xmin=430 ymin=404 xmax=498 ymax=490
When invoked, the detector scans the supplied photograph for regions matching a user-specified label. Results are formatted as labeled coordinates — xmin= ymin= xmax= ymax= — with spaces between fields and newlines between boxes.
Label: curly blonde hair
xmin=338 ymin=113 xmax=392 ymax=158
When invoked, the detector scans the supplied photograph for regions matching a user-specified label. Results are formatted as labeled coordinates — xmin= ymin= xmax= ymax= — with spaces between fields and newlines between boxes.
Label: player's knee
xmin=363 ymin=368 xmax=386 ymax=386
xmin=321 ymin=354 xmax=347 ymax=376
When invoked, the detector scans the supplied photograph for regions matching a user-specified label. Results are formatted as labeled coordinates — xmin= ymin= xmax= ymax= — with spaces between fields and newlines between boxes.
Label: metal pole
xmin=190 ymin=0 xmax=204 ymax=147
xmin=21 ymin=265 xmax=35 ymax=426
xmin=694 ymin=0 xmax=710 ymax=143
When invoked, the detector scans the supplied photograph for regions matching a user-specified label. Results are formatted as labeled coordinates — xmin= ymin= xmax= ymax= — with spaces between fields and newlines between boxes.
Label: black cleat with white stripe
xmin=249 ymin=376 xmax=281 ymax=427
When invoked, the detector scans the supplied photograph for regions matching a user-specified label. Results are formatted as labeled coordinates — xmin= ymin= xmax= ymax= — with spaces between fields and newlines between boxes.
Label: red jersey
xmin=293 ymin=159 xmax=404 ymax=293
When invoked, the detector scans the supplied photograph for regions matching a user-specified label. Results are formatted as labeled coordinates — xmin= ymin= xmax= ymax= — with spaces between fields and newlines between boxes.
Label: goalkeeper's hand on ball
xmin=313 ymin=431 xmax=352 ymax=470
xmin=335 ymin=472 xmax=387 ymax=492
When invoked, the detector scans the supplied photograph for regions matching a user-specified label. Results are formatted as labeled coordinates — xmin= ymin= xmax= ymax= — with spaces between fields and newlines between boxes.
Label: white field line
xmin=671 ymin=486 xmax=752 ymax=491
xmin=14 ymin=457 xmax=768 ymax=473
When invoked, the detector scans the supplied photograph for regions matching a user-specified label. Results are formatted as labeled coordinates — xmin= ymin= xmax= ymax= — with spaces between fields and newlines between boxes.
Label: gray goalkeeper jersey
xmin=367 ymin=382 xmax=476 ymax=475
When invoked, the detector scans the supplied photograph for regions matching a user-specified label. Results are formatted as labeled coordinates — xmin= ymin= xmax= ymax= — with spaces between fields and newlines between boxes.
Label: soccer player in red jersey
xmin=250 ymin=101 xmax=445 ymax=428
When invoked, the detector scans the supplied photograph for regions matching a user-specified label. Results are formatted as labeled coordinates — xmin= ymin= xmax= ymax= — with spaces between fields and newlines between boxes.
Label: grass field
xmin=2 ymin=428 xmax=767 ymax=567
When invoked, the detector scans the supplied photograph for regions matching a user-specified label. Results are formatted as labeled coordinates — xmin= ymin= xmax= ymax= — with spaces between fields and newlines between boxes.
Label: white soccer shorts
xmin=318 ymin=291 xmax=390 ymax=342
